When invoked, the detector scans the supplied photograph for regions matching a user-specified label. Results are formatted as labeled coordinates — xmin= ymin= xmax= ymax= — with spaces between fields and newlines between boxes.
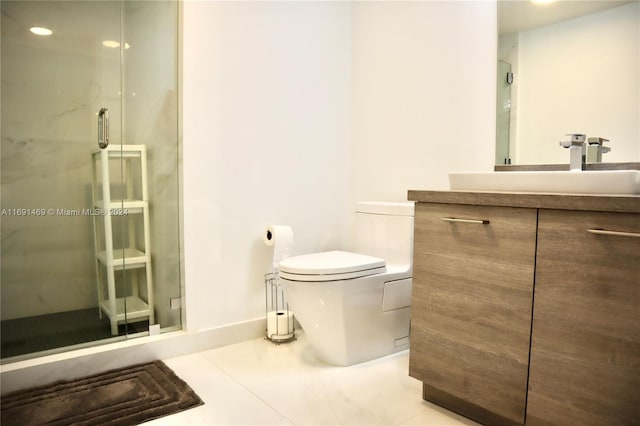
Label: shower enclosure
xmin=1 ymin=0 xmax=181 ymax=360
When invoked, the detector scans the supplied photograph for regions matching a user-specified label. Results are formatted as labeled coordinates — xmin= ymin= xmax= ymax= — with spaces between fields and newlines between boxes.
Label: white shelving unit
xmin=91 ymin=144 xmax=154 ymax=336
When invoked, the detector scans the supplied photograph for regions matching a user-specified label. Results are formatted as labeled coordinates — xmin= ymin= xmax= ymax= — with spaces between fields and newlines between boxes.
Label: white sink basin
xmin=449 ymin=170 xmax=640 ymax=195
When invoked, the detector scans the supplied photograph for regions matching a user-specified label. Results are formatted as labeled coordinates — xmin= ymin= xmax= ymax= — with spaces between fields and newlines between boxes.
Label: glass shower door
xmin=496 ymin=60 xmax=512 ymax=165
xmin=0 ymin=0 xmax=135 ymax=358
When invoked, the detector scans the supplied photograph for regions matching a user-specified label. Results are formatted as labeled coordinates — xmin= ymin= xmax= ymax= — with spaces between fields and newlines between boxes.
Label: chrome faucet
xmin=586 ymin=137 xmax=611 ymax=163
xmin=559 ymin=133 xmax=586 ymax=171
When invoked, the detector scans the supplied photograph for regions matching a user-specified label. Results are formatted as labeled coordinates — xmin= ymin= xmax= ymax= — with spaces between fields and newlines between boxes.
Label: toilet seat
xmin=279 ymin=250 xmax=386 ymax=282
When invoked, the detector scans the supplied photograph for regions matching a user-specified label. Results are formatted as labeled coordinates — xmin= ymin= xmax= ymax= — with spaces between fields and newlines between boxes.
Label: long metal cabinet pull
xmin=442 ymin=217 xmax=490 ymax=225
xmin=587 ymin=228 xmax=640 ymax=238
xmin=98 ymin=108 xmax=109 ymax=149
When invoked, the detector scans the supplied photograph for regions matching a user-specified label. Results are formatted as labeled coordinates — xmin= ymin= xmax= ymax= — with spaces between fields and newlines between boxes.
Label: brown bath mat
xmin=1 ymin=360 xmax=203 ymax=425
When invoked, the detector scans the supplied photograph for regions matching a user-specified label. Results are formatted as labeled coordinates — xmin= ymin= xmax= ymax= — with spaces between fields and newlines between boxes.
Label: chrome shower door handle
xmin=98 ymin=108 xmax=109 ymax=149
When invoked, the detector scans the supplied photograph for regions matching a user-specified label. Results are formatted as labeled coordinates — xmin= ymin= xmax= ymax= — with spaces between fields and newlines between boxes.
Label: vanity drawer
xmin=410 ymin=203 xmax=537 ymax=425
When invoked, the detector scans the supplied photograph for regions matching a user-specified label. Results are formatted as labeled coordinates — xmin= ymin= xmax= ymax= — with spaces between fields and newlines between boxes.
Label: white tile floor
xmin=148 ymin=331 xmax=479 ymax=426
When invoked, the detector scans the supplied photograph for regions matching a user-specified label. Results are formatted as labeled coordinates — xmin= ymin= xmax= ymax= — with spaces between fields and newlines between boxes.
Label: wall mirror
xmin=496 ymin=0 xmax=639 ymax=166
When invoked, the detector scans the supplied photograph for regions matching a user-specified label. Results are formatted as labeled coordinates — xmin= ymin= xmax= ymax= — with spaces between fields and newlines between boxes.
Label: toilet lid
xmin=279 ymin=250 xmax=386 ymax=282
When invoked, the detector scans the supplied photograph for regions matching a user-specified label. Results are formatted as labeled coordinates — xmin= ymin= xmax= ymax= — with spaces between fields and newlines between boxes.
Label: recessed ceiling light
xmin=30 ymin=27 xmax=52 ymax=36
xmin=102 ymin=40 xmax=131 ymax=49
xmin=102 ymin=40 xmax=120 ymax=48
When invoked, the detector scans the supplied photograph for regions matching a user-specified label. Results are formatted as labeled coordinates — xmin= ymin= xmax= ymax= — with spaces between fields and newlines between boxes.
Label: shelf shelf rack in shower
xmin=91 ymin=144 xmax=154 ymax=336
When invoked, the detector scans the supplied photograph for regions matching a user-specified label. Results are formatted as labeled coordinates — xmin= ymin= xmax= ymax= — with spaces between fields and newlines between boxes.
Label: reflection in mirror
xmin=497 ymin=1 xmax=639 ymax=166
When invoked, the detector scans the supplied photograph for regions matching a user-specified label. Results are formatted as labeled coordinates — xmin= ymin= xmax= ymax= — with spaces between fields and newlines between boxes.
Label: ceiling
xmin=498 ymin=0 xmax=636 ymax=35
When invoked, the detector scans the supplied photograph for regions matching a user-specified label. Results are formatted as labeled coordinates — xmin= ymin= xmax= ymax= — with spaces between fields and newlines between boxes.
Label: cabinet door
xmin=528 ymin=210 xmax=640 ymax=425
xmin=409 ymin=203 xmax=537 ymax=425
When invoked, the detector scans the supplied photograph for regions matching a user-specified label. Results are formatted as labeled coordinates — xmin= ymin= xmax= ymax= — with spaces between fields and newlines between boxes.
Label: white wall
xmin=351 ymin=1 xmax=496 ymax=201
xmin=182 ymin=1 xmax=353 ymax=331
xmin=515 ymin=2 xmax=640 ymax=164
xmin=182 ymin=1 xmax=496 ymax=332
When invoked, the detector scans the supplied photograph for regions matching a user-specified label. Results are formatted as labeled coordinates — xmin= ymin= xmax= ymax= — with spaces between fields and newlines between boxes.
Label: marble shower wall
xmin=123 ymin=1 xmax=180 ymax=330
xmin=1 ymin=0 xmax=180 ymax=329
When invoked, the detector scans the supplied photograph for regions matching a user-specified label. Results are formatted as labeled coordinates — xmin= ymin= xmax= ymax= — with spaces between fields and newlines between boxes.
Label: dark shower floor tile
xmin=1 ymin=308 xmax=148 ymax=359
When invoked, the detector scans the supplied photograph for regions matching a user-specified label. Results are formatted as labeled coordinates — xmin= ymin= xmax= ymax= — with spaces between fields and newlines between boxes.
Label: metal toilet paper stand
xmin=265 ymin=272 xmax=296 ymax=344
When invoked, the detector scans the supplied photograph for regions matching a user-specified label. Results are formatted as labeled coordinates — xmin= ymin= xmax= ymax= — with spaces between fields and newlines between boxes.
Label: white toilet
xmin=279 ymin=201 xmax=415 ymax=366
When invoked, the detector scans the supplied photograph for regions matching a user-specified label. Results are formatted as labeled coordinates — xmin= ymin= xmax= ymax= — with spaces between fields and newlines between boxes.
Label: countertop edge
xmin=494 ymin=162 xmax=640 ymax=172
xmin=407 ymin=190 xmax=640 ymax=214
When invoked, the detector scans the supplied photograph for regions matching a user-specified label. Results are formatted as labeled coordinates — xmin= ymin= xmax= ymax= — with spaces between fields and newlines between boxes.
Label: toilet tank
xmin=353 ymin=201 xmax=415 ymax=270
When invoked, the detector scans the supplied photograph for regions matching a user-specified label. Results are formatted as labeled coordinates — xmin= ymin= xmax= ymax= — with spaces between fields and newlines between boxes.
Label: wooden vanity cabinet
xmin=527 ymin=209 xmax=640 ymax=425
xmin=409 ymin=203 xmax=537 ymax=425
xmin=408 ymin=190 xmax=640 ymax=425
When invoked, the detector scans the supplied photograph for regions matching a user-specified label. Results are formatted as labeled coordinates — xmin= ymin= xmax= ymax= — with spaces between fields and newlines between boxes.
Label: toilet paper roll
xmin=267 ymin=310 xmax=294 ymax=339
xmin=264 ymin=225 xmax=293 ymax=269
